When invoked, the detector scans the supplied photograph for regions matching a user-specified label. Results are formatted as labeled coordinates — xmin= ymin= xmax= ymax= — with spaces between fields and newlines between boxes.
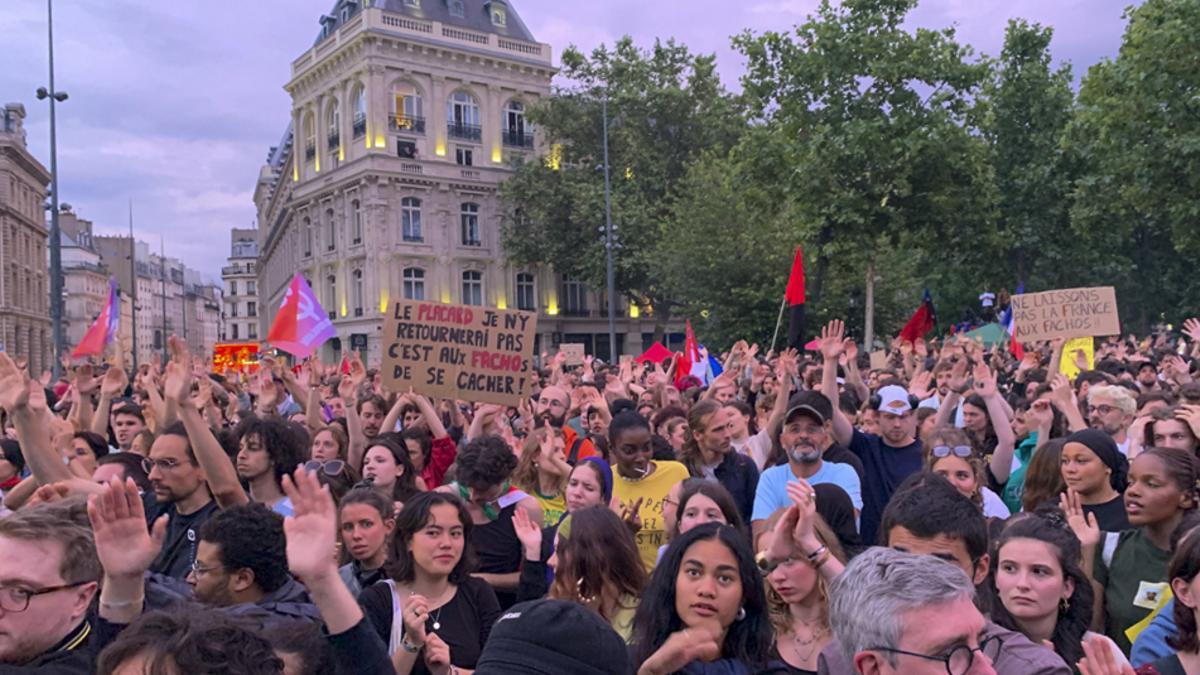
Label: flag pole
xmin=770 ymin=295 xmax=786 ymax=354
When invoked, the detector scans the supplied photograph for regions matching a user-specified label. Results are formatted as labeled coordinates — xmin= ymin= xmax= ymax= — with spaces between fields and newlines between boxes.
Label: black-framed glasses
xmin=0 ymin=583 xmax=87 ymax=613
xmin=869 ymin=635 xmax=1003 ymax=675
xmin=305 ymin=459 xmax=346 ymax=477
xmin=189 ymin=560 xmax=226 ymax=578
xmin=931 ymin=445 xmax=973 ymax=459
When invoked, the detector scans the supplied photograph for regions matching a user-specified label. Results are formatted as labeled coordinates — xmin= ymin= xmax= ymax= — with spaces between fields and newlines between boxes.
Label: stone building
xmin=254 ymin=0 xmax=668 ymax=365
xmin=221 ymin=228 xmax=260 ymax=343
xmin=0 ymin=103 xmax=52 ymax=372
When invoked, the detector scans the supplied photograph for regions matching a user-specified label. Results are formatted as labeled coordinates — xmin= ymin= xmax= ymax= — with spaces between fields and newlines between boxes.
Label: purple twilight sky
xmin=0 ymin=0 xmax=1138 ymax=278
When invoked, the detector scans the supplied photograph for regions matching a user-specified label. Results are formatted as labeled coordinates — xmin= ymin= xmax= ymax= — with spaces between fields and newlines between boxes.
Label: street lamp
xmin=38 ymin=0 xmax=68 ymax=378
xmin=602 ymin=96 xmax=617 ymax=362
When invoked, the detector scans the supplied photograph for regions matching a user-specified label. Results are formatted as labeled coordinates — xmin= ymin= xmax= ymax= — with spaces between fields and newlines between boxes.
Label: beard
xmin=539 ymin=410 xmax=567 ymax=428
xmin=788 ymin=444 xmax=823 ymax=464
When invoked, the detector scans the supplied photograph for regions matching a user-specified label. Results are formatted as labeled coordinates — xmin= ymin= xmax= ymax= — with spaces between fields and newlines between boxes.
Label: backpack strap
xmin=567 ymin=436 xmax=585 ymax=465
xmin=1102 ymin=531 xmax=1120 ymax=570
xmin=383 ymin=579 xmax=405 ymax=656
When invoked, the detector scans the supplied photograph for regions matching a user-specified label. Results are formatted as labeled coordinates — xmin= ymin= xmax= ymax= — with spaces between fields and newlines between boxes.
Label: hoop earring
xmin=736 ymin=607 xmax=746 ymax=621
xmin=576 ymin=577 xmax=597 ymax=604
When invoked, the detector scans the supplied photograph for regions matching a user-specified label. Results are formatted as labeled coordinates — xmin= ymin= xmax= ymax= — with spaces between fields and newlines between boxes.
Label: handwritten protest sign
xmin=1011 ymin=287 xmax=1120 ymax=342
xmin=560 ymin=343 xmax=585 ymax=366
xmin=1059 ymin=336 xmax=1095 ymax=381
xmin=381 ymin=300 xmax=537 ymax=407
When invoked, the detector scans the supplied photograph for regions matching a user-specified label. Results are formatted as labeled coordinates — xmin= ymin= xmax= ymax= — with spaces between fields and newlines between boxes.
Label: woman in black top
xmin=1061 ymin=429 xmax=1130 ymax=532
xmin=358 ymin=491 xmax=501 ymax=675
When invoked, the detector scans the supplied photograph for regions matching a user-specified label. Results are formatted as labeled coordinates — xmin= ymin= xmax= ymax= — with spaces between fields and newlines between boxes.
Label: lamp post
xmin=37 ymin=0 xmax=68 ymax=379
xmin=602 ymin=96 xmax=617 ymax=362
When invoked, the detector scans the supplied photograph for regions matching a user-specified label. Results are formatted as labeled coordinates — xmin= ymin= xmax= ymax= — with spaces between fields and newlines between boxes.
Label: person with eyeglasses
xmin=827 ymin=547 xmax=1003 ymax=675
xmin=818 ymin=474 xmax=1070 ymax=674
xmin=751 ymin=390 xmax=862 ymax=544
xmin=140 ymin=422 xmax=221 ymax=580
xmin=0 ymin=500 xmax=101 ymax=671
xmin=1087 ymin=384 xmax=1139 ymax=457
xmin=925 ymin=426 xmax=1010 ymax=520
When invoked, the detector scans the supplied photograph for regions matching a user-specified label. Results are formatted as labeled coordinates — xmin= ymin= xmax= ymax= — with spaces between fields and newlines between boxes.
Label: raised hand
xmin=1028 ymin=398 xmax=1054 ymax=429
xmin=1184 ymin=318 xmax=1200 ymax=344
xmin=99 ymin=363 xmax=128 ymax=398
xmin=819 ymin=320 xmax=846 ymax=361
xmin=347 ymin=351 xmax=367 ymax=390
xmin=1048 ymin=373 xmax=1076 ymax=412
xmin=913 ymin=337 xmax=928 ymax=358
xmin=908 ymin=371 xmax=934 ymax=401
xmin=947 ymin=358 xmax=970 ymax=393
xmin=972 ymin=362 xmax=998 ymax=399
xmin=619 ymin=497 xmax=644 ymax=534
xmin=280 ymin=467 xmax=339 ymax=583
xmin=1076 ymin=633 xmax=1136 ymax=675
xmin=0 ymin=352 xmax=31 ymax=412
xmin=74 ymin=364 xmax=99 ymax=397
xmin=1176 ymin=405 xmax=1200 ymax=440
xmin=86 ymin=477 xmax=167 ymax=580
xmin=511 ymin=503 xmax=543 ymax=561
xmin=1059 ymin=488 xmax=1101 ymax=549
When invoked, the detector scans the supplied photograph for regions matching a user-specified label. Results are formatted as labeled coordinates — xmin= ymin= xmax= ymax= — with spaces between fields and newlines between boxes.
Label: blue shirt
xmin=849 ymin=429 xmax=923 ymax=546
xmin=751 ymin=461 xmax=862 ymax=522
xmin=1130 ymin=598 xmax=1177 ymax=667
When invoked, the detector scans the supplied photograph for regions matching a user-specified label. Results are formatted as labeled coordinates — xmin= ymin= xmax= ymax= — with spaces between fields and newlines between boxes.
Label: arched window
xmin=516 ymin=272 xmax=535 ymax=311
xmin=351 ymin=85 xmax=367 ymax=139
xmin=447 ymin=91 xmax=480 ymax=141
xmin=351 ymin=199 xmax=363 ymax=244
xmin=461 ymin=270 xmax=483 ymax=306
xmin=326 ymin=208 xmax=336 ymax=251
xmin=391 ymin=83 xmax=425 ymax=133
xmin=503 ymin=100 xmax=532 ymax=148
xmin=352 ymin=269 xmax=364 ymax=316
xmin=327 ymin=100 xmax=341 ymax=151
xmin=460 ymin=203 xmax=480 ymax=246
xmin=402 ymin=268 xmax=425 ymax=300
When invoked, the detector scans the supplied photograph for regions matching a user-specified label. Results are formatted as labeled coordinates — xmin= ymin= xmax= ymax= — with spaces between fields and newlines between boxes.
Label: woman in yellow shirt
xmin=609 ymin=411 xmax=690 ymax=571
xmin=514 ymin=423 xmax=572 ymax=528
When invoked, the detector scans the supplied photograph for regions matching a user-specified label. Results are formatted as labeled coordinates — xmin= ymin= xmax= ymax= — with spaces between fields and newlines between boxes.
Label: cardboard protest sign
xmin=560 ymin=343 xmax=585 ymax=367
xmin=1011 ymin=287 xmax=1120 ymax=342
xmin=381 ymin=300 xmax=537 ymax=407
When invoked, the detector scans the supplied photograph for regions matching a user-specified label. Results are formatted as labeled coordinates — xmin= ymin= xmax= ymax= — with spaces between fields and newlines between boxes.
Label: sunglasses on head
xmin=304 ymin=459 xmax=346 ymax=477
xmin=931 ymin=445 xmax=973 ymax=459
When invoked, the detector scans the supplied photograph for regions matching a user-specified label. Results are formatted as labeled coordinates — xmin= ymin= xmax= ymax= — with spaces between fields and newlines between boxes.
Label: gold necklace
xmin=790 ymin=623 xmax=829 ymax=662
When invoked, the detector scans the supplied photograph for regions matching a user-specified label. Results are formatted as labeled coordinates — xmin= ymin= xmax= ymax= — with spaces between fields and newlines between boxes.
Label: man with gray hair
xmin=825 ymin=547 xmax=999 ymax=675
xmin=1087 ymin=384 xmax=1137 ymax=455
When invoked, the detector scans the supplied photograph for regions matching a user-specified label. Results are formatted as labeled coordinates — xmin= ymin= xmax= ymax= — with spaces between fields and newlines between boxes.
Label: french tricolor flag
xmin=1000 ymin=283 xmax=1025 ymax=359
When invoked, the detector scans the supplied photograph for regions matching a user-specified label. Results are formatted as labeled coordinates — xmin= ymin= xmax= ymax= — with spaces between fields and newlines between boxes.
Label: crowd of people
xmin=5 ymin=317 xmax=1200 ymax=674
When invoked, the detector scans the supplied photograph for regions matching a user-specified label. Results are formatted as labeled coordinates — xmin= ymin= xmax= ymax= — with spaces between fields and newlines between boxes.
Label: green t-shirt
xmin=1094 ymin=528 xmax=1171 ymax=654
xmin=1001 ymin=433 xmax=1039 ymax=513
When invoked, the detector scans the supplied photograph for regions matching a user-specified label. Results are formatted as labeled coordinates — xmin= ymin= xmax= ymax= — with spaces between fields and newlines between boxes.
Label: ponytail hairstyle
xmin=988 ymin=509 xmax=1094 ymax=667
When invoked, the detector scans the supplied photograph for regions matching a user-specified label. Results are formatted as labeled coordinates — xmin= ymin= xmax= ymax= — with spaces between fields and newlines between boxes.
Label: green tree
xmin=499 ymin=37 xmax=744 ymax=337
xmin=1068 ymin=0 xmax=1200 ymax=329
xmin=733 ymin=0 xmax=996 ymax=345
xmin=980 ymin=20 xmax=1076 ymax=288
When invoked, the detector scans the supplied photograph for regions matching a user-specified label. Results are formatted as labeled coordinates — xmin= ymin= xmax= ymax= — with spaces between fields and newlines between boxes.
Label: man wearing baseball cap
xmin=818 ymin=320 xmax=924 ymax=545
xmin=750 ymin=390 xmax=862 ymax=541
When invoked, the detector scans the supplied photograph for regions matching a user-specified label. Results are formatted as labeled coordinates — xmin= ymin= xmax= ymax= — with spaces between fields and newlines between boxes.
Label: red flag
xmin=72 ymin=278 xmax=120 ymax=359
xmin=898 ymin=290 xmax=936 ymax=344
xmin=340 ymin=356 xmax=351 ymax=375
xmin=676 ymin=321 xmax=700 ymax=388
xmin=267 ymin=274 xmax=337 ymax=359
xmin=785 ymin=247 xmax=806 ymax=351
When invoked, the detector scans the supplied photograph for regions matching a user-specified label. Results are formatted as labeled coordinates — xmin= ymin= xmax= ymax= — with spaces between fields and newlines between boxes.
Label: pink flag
xmin=267 ymin=274 xmax=336 ymax=358
xmin=72 ymin=278 xmax=120 ymax=358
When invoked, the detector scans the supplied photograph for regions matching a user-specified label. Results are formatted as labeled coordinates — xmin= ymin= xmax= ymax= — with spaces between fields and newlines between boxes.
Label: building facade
xmin=0 ymin=103 xmax=52 ymax=372
xmin=221 ymin=228 xmax=260 ymax=343
xmin=255 ymin=0 xmax=667 ymax=365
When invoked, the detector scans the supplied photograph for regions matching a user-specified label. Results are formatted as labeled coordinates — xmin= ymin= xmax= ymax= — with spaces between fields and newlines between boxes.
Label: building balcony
xmin=222 ymin=264 xmax=256 ymax=276
xmin=559 ymin=308 xmax=593 ymax=318
xmin=502 ymin=130 xmax=534 ymax=148
xmin=447 ymin=122 xmax=481 ymax=142
xmin=389 ymin=114 xmax=425 ymax=134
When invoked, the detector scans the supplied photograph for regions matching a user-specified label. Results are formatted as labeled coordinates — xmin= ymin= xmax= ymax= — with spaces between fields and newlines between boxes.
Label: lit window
xmin=461 ymin=270 xmax=483 ymax=306
xmin=492 ymin=9 xmax=506 ymax=26
xmin=447 ymin=91 xmax=480 ymax=141
xmin=392 ymin=84 xmax=424 ymax=133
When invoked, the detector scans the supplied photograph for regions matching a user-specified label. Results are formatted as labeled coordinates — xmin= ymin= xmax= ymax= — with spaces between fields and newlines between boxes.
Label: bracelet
xmin=804 ymin=545 xmax=827 ymax=562
xmin=401 ymin=635 xmax=423 ymax=653
xmin=812 ymin=548 xmax=832 ymax=568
